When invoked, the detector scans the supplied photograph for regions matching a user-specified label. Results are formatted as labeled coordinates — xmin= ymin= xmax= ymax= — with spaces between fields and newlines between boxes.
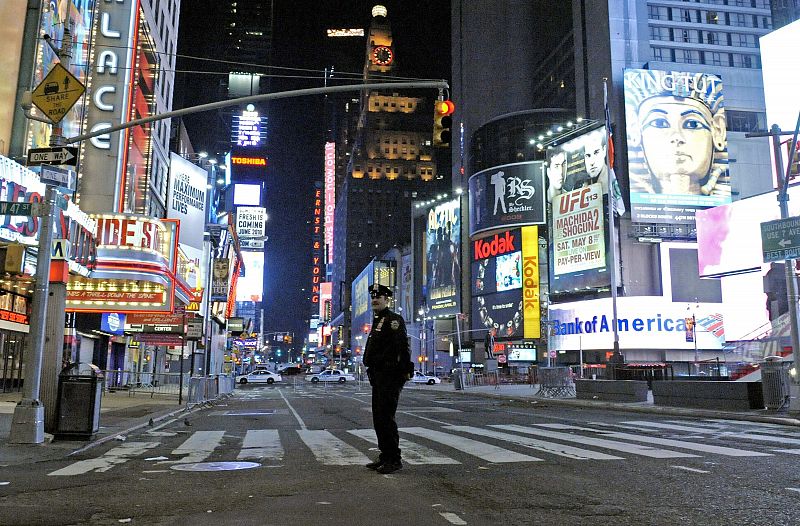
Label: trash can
xmin=55 ymin=363 xmax=104 ymax=440
xmin=761 ymin=356 xmax=790 ymax=410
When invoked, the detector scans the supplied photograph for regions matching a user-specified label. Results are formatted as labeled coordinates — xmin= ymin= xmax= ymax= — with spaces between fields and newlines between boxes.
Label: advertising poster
xmin=211 ymin=258 xmax=230 ymax=302
xmin=469 ymin=161 xmax=546 ymax=236
xmin=168 ymin=153 xmax=208 ymax=252
xmin=400 ymin=253 xmax=413 ymax=323
xmin=623 ymin=69 xmax=731 ymax=224
xmin=521 ymin=226 xmax=540 ymax=339
xmin=552 ymin=183 xmax=606 ymax=277
xmin=548 ymin=297 xmax=725 ymax=351
xmin=546 ymin=129 xmax=611 ymax=293
xmin=471 ymin=228 xmax=524 ymax=339
xmin=425 ymin=199 xmax=461 ymax=316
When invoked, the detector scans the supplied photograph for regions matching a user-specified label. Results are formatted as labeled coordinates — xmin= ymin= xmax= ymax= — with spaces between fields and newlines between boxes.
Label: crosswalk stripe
xmin=49 ymin=442 xmax=159 ymax=476
xmin=164 ymin=431 xmax=225 ymax=464
xmin=237 ymin=430 xmax=283 ymax=461
xmin=721 ymin=433 xmax=800 ymax=446
xmin=535 ymin=423 xmax=771 ymax=457
xmin=492 ymin=425 xmax=697 ymax=459
xmin=348 ymin=429 xmax=460 ymax=465
xmin=620 ymin=421 xmax=718 ymax=434
xmin=772 ymin=449 xmax=800 ymax=455
xmin=297 ymin=430 xmax=372 ymax=465
xmin=444 ymin=425 xmax=623 ymax=460
xmin=400 ymin=427 xmax=541 ymax=463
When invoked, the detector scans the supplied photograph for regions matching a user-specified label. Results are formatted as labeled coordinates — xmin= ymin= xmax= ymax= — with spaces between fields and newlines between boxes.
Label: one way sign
xmin=27 ymin=147 xmax=79 ymax=167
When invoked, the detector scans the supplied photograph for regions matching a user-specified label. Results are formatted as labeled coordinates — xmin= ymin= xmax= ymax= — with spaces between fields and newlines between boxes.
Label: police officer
xmin=363 ymin=283 xmax=413 ymax=474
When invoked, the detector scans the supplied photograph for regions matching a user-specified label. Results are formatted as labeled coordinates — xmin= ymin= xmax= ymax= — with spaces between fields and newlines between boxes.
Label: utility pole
xmin=9 ymin=29 xmax=72 ymax=444
xmin=770 ymin=122 xmax=800 ymax=414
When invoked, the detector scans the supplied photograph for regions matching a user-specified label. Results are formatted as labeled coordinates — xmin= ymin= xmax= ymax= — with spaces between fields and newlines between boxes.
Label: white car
xmin=306 ymin=369 xmax=355 ymax=383
xmin=410 ymin=371 xmax=441 ymax=385
xmin=238 ymin=370 xmax=282 ymax=385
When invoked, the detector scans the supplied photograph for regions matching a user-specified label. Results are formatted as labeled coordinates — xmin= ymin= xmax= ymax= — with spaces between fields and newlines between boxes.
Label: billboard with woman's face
xmin=624 ymin=69 xmax=731 ymax=225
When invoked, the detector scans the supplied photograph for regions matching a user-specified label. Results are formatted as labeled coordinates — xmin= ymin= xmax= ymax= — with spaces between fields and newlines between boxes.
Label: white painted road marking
xmin=237 ymin=429 xmax=283 ymax=461
xmin=620 ymin=421 xmax=721 ymax=434
xmin=444 ymin=425 xmax=623 ymax=460
xmin=348 ymin=428 xmax=460 ymax=465
xmin=536 ymin=424 xmax=771 ymax=457
xmin=400 ymin=427 xmax=541 ymax=463
xmin=493 ymin=425 xmax=696 ymax=459
xmin=49 ymin=442 xmax=158 ymax=476
xmin=162 ymin=431 xmax=225 ymax=464
xmin=298 ymin=430 xmax=372 ymax=465
xmin=672 ymin=465 xmax=710 ymax=474
xmin=440 ymin=512 xmax=467 ymax=525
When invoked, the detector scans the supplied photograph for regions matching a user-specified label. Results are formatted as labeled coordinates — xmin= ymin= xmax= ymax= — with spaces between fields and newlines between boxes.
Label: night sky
xmin=175 ymin=2 xmax=451 ymax=344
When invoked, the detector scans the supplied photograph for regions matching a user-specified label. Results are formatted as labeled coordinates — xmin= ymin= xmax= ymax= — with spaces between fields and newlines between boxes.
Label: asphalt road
xmin=1 ymin=381 xmax=799 ymax=525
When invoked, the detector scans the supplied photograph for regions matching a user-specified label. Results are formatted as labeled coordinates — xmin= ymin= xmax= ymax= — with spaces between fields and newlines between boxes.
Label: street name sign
xmin=761 ymin=217 xmax=800 ymax=262
xmin=0 ymin=202 xmax=32 ymax=216
xmin=40 ymin=166 xmax=76 ymax=190
xmin=30 ymin=63 xmax=85 ymax=123
xmin=27 ymin=147 xmax=79 ymax=167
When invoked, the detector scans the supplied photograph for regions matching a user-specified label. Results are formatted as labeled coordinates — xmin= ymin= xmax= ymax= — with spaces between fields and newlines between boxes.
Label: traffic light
xmin=790 ymin=142 xmax=800 ymax=179
xmin=433 ymin=99 xmax=454 ymax=148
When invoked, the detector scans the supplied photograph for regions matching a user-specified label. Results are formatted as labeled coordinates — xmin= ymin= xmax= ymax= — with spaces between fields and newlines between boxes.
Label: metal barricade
xmin=761 ymin=356 xmax=791 ymax=410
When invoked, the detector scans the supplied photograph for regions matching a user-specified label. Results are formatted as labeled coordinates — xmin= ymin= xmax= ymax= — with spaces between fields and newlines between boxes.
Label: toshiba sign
xmin=473 ymin=231 xmax=517 ymax=261
xmin=231 ymin=156 xmax=267 ymax=166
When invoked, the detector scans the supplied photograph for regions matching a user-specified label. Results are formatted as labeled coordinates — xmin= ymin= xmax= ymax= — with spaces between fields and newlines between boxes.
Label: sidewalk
xmin=0 ymin=389 xmax=202 ymax=466
xmin=415 ymin=381 xmax=800 ymax=427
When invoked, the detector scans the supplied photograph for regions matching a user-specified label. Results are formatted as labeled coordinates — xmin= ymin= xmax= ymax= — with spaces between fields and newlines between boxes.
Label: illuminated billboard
xmin=324 ymin=142 xmax=336 ymax=264
xmin=168 ymin=153 xmax=208 ymax=252
xmin=551 ymin=184 xmax=606 ymax=278
xmin=424 ymin=199 xmax=461 ymax=316
xmin=229 ymin=147 xmax=268 ymax=183
xmin=236 ymin=251 xmax=264 ymax=302
xmin=233 ymin=184 xmax=262 ymax=206
xmin=471 ymin=226 xmax=539 ymax=340
xmin=761 ymin=20 xmax=800 ymax=188
xmin=469 ymin=161 xmax=545 ymax=236
xmin=546 ymin=129 xmax=611 ymax=293
xmin=232 ymin=109 xmax=267 ymax=147
xmin=623 ymin=69 xmax=731 ymax=224
xmin=310 ymin=184 xmax=323 ymax=305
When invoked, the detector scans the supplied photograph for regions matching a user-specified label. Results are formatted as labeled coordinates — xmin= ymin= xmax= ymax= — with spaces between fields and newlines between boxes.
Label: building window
xmin=709 ymin=51 xmax=725 ymax=66
xmin=706 ymin=32 xmax=719 ymax=46
xmin=648 ymin=5 xmax=668 ymax=20
xmin=706 ymin=11 xmax=719 ymax=24
xmin=726 ymin=110 xmax=767 ymax=133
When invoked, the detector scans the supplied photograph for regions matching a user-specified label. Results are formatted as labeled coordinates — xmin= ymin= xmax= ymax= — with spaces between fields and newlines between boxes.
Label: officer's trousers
xmin=371 ymin=379 xmax=404 ymax=462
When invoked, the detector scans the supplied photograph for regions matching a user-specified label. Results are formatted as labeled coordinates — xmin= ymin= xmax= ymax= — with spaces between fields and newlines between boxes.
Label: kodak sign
xmin=521 ymin=226 xmax=540 ymax=339
xmin=473 ymin=231 xmax=516 ymax=260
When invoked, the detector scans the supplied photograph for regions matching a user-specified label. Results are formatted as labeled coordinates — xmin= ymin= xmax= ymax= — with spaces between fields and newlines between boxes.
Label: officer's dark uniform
xmin=363 ymin=284 xmax=413 ymax=474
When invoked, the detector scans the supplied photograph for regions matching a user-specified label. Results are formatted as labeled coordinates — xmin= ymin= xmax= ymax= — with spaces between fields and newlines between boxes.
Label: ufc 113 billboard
xmin=471 ymin=226 xmax=540 ymax=340
xmin=549 ymin=183 xmax=609 ymax=293
xmin=468 ymin=161 xmax=545 ymax=237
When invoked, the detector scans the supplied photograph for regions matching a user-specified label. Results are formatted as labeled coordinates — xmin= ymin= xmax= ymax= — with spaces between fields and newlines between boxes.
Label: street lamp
xmin=687 ymin=302 xmax=700 ymax=374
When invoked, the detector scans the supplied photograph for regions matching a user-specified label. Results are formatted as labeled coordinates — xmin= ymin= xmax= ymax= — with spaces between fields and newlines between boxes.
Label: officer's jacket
xmin=363 ymin=308 xmax=411 ymax=379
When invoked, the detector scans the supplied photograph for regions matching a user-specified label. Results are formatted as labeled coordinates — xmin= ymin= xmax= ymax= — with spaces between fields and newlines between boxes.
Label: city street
xmin=1 ymin=383 xmax=798 ymax=525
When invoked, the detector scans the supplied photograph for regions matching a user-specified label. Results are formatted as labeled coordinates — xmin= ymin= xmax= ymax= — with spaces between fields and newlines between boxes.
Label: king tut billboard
xmin=623 ymin=69 xmax=731 ymax=225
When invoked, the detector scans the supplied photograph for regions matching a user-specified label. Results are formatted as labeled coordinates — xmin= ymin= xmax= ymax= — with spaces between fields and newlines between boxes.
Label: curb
xmin=442 ymin=387 xmax=800 ymax=427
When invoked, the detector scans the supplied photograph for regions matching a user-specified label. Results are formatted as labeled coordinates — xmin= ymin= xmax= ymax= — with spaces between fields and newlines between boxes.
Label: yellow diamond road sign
xmin=31 ymin=63 xmax=85 ymax=124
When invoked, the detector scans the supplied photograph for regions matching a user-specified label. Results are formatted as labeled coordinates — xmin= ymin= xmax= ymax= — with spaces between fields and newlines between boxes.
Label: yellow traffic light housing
xmin=433 ymin=99 xmax=454 ymax=148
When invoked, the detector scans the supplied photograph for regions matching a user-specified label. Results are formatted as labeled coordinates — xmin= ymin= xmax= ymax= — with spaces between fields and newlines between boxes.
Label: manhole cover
xmin=170 ymin=462 xmax=260 ymax=472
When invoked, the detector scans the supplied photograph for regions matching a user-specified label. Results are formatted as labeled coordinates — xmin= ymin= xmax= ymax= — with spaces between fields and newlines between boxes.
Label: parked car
xmin=279 ymin=366 xmax=308 ymax=376
xmin=237 ymin=370 xmax=282 ymax=385
xmin=305 ymin=369 xmax=355 ymax=383
xmin=410 ymin=371 xmax=441 ymax=385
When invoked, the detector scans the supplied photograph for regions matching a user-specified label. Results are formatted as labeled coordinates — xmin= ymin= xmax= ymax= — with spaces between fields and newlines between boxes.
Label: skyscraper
xmin=329 ymin=5 xmax=450 ymax=331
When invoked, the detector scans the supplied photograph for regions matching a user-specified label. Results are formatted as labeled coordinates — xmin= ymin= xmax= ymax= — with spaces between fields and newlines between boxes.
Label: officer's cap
xmin=369 ymin=284 xmax=393 ymax=298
